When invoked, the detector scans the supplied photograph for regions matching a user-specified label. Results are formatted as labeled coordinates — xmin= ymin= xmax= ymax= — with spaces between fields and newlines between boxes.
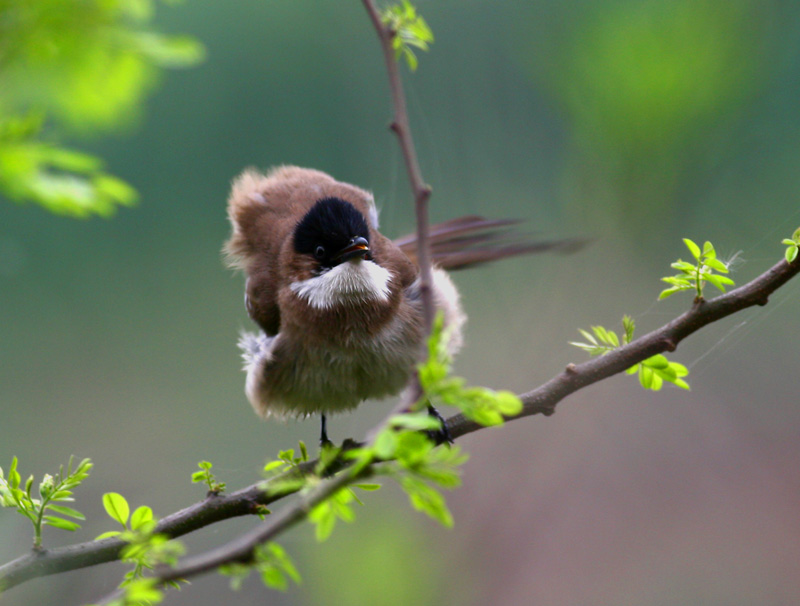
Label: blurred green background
xmin=3 ymin=0 xmax=800 ymax=604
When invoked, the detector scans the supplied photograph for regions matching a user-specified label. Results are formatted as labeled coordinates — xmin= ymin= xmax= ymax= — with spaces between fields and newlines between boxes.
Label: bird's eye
xmin=314 ymin=245 xmax=326 ymax=259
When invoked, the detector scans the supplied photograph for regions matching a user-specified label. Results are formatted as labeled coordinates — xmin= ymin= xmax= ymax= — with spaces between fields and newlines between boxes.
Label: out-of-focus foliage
xmin=381 ymin=0 xmax=434 ymax=72
xmin=0 ymin=0 xmax=204 ymax=217
xmin=521 ymin=0 xmax=774 ymax=225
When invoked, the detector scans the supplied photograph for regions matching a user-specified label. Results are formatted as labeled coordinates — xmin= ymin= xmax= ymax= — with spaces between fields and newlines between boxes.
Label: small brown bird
xmin=225 ymin=166 xmax=575 ymax=443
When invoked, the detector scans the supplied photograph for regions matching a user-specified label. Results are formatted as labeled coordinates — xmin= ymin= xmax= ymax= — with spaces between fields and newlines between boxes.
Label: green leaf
xmin=267 ymin=542 xmax=302 ymax=585
xmin=622 ymin=315 xmax=635 ymax=344
xmin=49 ymin=490 xmax=74 ymax=501
xmin=263 ymin=460 xmax=287 ymax=473
xmin=683 ymin=238 xmax=701 ymax=260
xmin=704 ymin=257 xmax=729 ymax=273
xmin=469 ymin=407 xmax=504 ymax=426
xmin=354 ymin=483 xmax=382 ymax=491
xmin=704 ymin=273 xmax=734 ymax=292
xmin=373 ymin=428 xmax=399 ymax=459
xmin=102 ymin=492 xmax=130 ymax=527
xmin=643 ymin=354 xmax=670 ymax=369
xmin=261 ymin=567 xmax=287 ymax=591
xmin=671 ymin=378 xmax=691 ymax=390
xmin=130 ymin=506 xmax=154 ymax=531
xmin=786 ymin=246 xmax=798 ymax=264
xmin=494 ymin=390 xmax=523 ymax=416
xmin=639 ymin=366 xmax=654 ymax=390
xmin=43 ymin=516 xmax=81 ymax=531
xmin=309 ymin=502 xmax=336 ymax=542
xmin=402 ymin=476 xmax=453 ymax=527
xmin=9 ymin=459 xmax=21 ymax=491
xmin=95 ymin=530 xmax=123 ymax=540
xmin=390 ymin=413 xmax=443 ymax=431
xmin=658 ymin=286 xmax=684 ymax=300
xmin=47 ymin=504 xmax=85 ymax=520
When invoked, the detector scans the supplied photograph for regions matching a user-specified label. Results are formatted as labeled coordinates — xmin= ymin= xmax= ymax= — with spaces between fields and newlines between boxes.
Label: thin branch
xmin=447 ymin=255 xmax=800 ymax=440
xmin=158 ymin=468 xmax=364 ymax=584
xmin=362 ymin=0 xmax=435 ymax=332
xmin=3 ymin=254 xmax=797 ymax=596
xmin=0 ymin=464 xmax=315 ymax=592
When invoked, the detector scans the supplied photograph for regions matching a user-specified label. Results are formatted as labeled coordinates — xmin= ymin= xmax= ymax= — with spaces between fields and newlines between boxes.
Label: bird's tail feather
xmin=395 ymin=215 xmax=587 ymax=271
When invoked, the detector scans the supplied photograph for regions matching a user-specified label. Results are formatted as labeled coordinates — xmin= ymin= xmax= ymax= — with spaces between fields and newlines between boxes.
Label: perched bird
xmin=225 ymin=166 xmax=576 ymax=444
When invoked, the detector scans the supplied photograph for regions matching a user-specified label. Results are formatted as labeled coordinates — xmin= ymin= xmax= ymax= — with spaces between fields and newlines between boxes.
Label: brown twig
xmin=0 ymin=463 xmax=316 ymax=593
xmin=446 ymin=255 xmax=800 ymax=440
xmin=362 ymin=0 xmax=435 ymax=332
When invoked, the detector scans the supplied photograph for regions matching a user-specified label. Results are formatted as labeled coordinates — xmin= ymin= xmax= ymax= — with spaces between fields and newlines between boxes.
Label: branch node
xmin=565 ymin=363 xmax=578 ymax=375
xmin=663 ymin=338 xmax=677 ymax=352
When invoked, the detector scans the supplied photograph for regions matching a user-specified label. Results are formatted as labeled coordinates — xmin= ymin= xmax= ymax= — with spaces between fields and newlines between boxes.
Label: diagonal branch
xmin=3 ymin=253 xmax=797 ymax=596
xmin=447 ymin=255 xmax=800 ymax=440
xmin=0 ymin=464 xmax=316 ymax=592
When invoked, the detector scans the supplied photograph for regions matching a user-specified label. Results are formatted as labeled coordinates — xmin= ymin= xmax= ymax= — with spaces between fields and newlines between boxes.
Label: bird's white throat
xmin=290 ymin=260 xmax=391 ymax=309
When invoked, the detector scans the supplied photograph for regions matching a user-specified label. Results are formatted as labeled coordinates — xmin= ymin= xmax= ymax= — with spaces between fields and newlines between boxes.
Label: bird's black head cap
xmin=294 ymin=197 xmax=371 ymax=268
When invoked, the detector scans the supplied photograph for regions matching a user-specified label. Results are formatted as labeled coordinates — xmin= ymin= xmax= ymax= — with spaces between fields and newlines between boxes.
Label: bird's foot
xmin=425 ymin=404 xmax=453 ymax=446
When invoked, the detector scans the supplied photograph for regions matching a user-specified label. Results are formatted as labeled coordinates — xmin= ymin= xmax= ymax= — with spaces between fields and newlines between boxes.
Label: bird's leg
xmin=319 ymin=414 xmax=333 ymax=448
xmin=426 ymin=403 xmax=453 ymax=446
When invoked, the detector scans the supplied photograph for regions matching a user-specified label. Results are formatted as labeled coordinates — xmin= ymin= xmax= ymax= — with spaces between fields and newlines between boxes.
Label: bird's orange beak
xmin=335 ymin=236 xmax=371 ymax=263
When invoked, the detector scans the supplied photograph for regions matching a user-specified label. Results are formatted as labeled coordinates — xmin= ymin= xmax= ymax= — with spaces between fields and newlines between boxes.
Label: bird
xmin=224 ymin=166 xmax=579 ymax=445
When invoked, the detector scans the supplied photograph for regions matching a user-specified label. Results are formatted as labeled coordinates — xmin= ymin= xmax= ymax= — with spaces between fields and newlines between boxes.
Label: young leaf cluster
xmin=308 ymin=484 xmax=378 ymax=542
xmin=419 ymin=314 xmax=523 ymax=426
xmin=569 ymin=317 xmax=635 ymax=357
xmin=349 ymin=412 xmax=468 ymax=528
xmin=191 ymin=461 xmax=226 ymax=494
xmin=660 ymin=238 xmax=734 ymax=300
xmin=91 ymin=578 xmax=165 ymax=606
xmin=381 ymin=0 xmax=434 ymax=71
xmin=262 ymin=442 xmax=310 ymax=475
xmin=96 ymin=492 xmax=185 ymax=596
xmin=571 ymin=316 xmax=690 ymax=391
xmin=261 ymin=441 xmax=312 ymax=498
xmin=782 ymin=227 xmax=800 ymax=264
xmin=219 ymin=542 xmax=301 ymax=592
xmin=0 ymin=456 xmax=92 ymax=549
